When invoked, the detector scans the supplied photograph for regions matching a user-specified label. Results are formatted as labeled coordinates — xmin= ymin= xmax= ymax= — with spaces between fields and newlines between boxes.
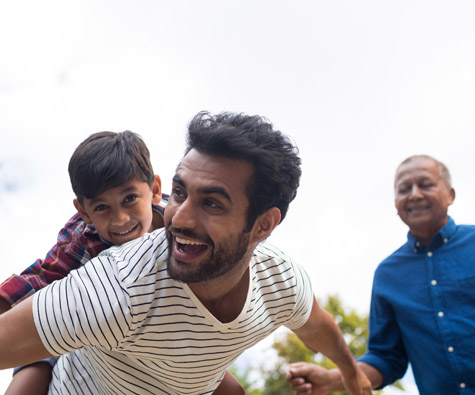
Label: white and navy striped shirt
xmin=33 ymin=229 xmax=313 ymax=395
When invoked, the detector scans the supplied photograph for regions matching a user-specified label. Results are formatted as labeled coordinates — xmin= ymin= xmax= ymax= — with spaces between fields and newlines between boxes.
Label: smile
xmin=176 ymin=236 xmax=206 ymax=246
xmin=113 ymin=224 xmax=138 ymax=235
xmin=174 ymin=236 xmax=208 ymax=256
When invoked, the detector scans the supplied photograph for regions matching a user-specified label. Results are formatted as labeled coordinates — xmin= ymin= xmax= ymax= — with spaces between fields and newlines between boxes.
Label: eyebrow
xmin=172 ymin=175 xmax=232 ymax=202
xmin=87 ymin=185 xmax=139 ymax=205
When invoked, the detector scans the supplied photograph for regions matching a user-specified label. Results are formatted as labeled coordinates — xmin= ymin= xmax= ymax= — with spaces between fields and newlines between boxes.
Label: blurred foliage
xmin=231 ymin=294 xmax=404 ymax=394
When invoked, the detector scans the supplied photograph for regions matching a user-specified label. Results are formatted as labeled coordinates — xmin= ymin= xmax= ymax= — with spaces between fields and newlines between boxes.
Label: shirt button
xmin=444 ymin=238 xmax=448 ymax=243
xmin=438 ymin=311 xmax=444 ymax=318
xmin=460 ymin=383 xmax=466 ymax=389
xmin=431 ymin=280 xmax=437 ymax=286
xmin=448 ymin=346 xmax=454 ymax=352
xmin=416 ymin=241 xmax=420 ymax=247
xmin=427 ymin=251 xmax=433 ymax=257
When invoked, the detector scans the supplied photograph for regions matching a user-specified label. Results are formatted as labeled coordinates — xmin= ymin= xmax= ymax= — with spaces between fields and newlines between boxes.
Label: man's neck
xmin=410 ymin=218 xmax=449 ymax=247
xmin=189 ymin=265 xmax=250 ymax=323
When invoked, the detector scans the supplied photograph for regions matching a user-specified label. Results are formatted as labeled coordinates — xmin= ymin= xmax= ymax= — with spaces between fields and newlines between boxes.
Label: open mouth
xmin=175 ymin=236 xmax=208 ymax=254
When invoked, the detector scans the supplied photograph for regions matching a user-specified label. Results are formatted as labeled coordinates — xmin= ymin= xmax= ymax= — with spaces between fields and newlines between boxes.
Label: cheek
xmin=395 ymin=199 xmax=403 ymax=211
xmin=164 ymin=206 xmax=174 ymax=225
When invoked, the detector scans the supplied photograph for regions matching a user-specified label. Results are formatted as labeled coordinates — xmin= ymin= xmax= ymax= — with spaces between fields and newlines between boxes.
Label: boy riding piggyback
xmin=0 ymin=130 xmax=242 ymax=394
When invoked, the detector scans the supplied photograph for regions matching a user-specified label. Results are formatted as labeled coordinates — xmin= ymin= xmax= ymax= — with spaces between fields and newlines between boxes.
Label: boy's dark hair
xmin=69 ymin=131 xmax=155 ymax=204
xmin=185 ymin=111 xmax=302 ymax=231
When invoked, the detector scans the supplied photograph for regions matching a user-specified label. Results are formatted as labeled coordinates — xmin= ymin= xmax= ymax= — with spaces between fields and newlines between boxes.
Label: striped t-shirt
xmin=33 ymin=229 xmax=313 ymax=395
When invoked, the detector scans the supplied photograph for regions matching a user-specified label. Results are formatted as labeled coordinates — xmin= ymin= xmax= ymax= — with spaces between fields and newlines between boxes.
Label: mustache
xmin=167 ymin=225 xmax=214 ymax=246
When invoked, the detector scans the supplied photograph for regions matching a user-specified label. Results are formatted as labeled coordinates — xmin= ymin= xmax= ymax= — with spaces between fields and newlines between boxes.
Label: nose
xmin=111 ymin=209 xmax=130 ymax=226
xmin=170 ymin=199 xmax=197 ymax=230
xmin=409 ymin=184 xmax=424 ymax=200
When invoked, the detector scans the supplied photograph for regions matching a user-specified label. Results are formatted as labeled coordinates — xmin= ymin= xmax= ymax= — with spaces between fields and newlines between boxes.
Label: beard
xmin=166 ymin=227 xmax=251 ymax=283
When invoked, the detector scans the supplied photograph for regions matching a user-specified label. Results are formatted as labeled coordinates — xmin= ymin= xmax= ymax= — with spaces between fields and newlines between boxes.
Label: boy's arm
xmin=4 ymin=360 xmax=54 ymax=395
xmin=291 ymin=297 xmax=372 ymax=395
xmin=0 ymin=297 xmax=52 ymax=369
xmin=0 ymin=213 xmax=106 ymax=307
xmin=212 ymin=371 xmax=244 ymax=395
xmin=0 ymin=298 xmax=10 ymax=314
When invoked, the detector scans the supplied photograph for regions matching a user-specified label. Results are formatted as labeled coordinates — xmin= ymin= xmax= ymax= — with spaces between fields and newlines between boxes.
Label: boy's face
xmin=74 ymin=176 xmax=161 ymax=245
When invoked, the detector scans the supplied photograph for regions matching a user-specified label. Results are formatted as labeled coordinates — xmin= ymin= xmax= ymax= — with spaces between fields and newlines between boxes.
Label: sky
xmin=2 ymin=1 xmax=475 ymax=393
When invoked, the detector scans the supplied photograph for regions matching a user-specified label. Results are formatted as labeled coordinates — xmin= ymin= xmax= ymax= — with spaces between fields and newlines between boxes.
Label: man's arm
xmin=0 ymin=297 xmax=52 ymax=369
xmin=290 ymin=297 xmax=372 ymax=395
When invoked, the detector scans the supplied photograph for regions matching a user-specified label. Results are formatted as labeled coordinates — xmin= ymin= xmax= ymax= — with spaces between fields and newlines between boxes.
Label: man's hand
xmin=286 ymin=362 xmax=372 ymax=395
xmin=287 ymin=363 xmax=337 ymax=394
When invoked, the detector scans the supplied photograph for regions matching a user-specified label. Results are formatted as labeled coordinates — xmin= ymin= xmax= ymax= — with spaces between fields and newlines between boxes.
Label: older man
xmin=287 ymin=155 xmax=475 ymax=394
xmin=0 ymin=112 xmax=371 ymax=395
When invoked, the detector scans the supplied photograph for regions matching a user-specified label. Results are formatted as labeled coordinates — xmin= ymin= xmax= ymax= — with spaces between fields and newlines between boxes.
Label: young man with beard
xmin=287 ymin=155 xmax=475 ymax=394
xmin=0 ymin=111 xmax=371 ymax=394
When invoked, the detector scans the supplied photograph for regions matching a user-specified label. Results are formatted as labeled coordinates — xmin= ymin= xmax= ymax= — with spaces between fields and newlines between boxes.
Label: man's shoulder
xmin=98 ymin=229 xmax=169 ymax=283
xmin=252 ymin=242 xmax=306 ymax=276
xmin=253 ymin=241 xmax=292 ymax=263
xmin=454 ymin=222 xmax=475 ymax=236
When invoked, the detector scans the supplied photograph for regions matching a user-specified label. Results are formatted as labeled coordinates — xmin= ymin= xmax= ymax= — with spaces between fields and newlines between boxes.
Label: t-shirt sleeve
xmin=32 ymin=253 xmax=132 ymax=356
xmin=284 ymin=260 xmax=314 ymax=330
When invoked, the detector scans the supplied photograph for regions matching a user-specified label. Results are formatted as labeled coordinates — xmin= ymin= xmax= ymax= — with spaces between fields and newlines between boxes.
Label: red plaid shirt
xmin=0 ymin=200 xmax=166 ymax=307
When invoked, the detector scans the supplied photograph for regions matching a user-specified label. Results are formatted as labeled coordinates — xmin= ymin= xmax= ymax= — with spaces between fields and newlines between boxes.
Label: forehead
xmin=175 ymin=150 xmax=253 ymax=199
xmin=395 ymin=158 xmax=441 ymax=186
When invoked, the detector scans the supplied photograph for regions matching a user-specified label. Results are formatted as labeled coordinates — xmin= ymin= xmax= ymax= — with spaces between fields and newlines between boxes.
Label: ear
xmin=73 ymin=199 xmax=93 ymax=224
xmin=250 ymin=207 xmax=281 ymax=243
xmin=151 ymin=175 xmax=162 ymax=205
xmin=448 ymin=187 xmax=456 ymax=206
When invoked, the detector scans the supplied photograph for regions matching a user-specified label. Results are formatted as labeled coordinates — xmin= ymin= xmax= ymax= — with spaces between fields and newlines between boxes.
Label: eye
xmin=397 ymin=186 xmax=409 ymax=194
xmin=419 ymin=182 xmax=434 ymax=189
xmin=203 ymin=198 xmax=226 ymax=213
xmin=94 ymin=204 xmax=108 ymax=212
xmin=172 ymin=187 xmax=186 ymax=201
xmin=124 ymin=194 xmax=138 ymax=203
xmin=204 ymin=199 xmax=219 ymax=208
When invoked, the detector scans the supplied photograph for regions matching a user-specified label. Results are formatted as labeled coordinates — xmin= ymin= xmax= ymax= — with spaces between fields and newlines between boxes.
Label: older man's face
xmin=394 ymin=157 xmax=455 ymax=240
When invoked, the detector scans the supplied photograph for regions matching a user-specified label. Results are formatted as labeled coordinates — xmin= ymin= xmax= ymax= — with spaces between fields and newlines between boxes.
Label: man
xmin=287 ymin=155 xmax=475 ymax=394
xmin=0 ymin=111 xmax=371 ymax=394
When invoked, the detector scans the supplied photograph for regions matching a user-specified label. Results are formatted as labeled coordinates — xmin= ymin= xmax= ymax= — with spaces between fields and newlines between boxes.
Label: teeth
xmin=115 ymin=225 xmax=136 ymax=235
xmin=176 ymin=236 xmax=205 ymax=245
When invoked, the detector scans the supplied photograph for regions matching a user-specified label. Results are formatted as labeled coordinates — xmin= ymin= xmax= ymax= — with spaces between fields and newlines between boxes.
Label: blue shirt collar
xmin=407 ymin=216 xmax=456 ymax=252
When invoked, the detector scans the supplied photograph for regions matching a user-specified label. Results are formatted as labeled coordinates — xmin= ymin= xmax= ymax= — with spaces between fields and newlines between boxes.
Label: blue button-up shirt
xmin=359 ymin=217 xmax=475 ymax=394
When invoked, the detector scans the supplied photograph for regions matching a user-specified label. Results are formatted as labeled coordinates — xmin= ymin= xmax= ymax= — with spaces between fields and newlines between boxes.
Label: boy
xmin=0 ymin=131 xmax=242 ymax=394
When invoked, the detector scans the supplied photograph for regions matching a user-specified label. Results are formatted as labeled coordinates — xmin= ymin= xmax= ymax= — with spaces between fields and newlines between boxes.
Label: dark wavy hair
xmin=185 ymin=111 xmax=302 ymax=231
xmin=69 ymin=131 xmax=155 ymax=204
